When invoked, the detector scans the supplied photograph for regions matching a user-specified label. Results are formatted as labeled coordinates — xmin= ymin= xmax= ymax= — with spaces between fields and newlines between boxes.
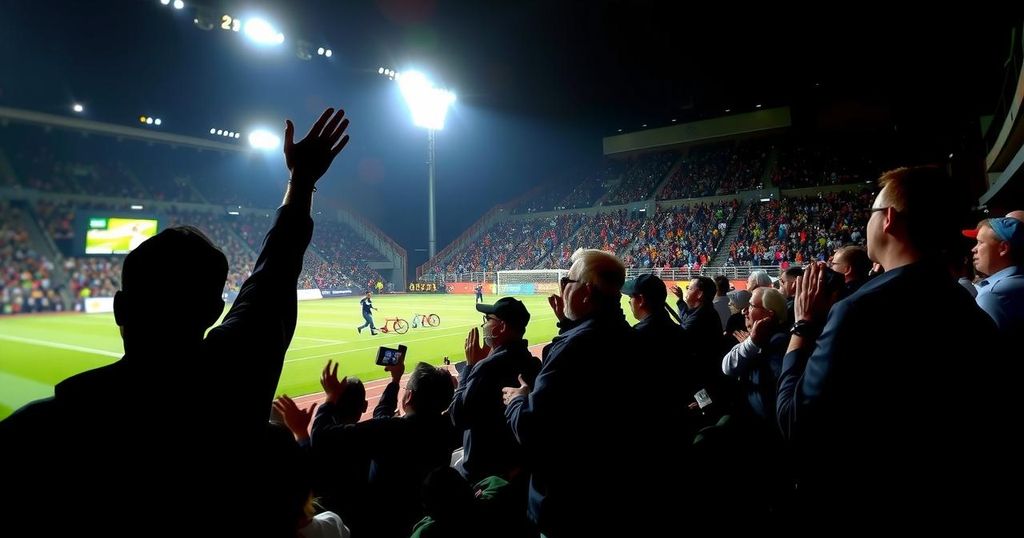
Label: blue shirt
xmin=975 ymin=265 xmax=1024 ymax=334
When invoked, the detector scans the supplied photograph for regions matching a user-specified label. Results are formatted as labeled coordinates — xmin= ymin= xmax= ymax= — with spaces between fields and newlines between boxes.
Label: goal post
xmin=496 ymin=269 xmax=568 ymax=295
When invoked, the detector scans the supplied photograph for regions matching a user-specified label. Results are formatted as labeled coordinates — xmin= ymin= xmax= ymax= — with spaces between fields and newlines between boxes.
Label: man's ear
xmin=998 ymin=241 xmax=1011 ymax=259
xmin=401 ymin=389 xmax=413 ymax=410
xmin=113 ymin=290 xmax=128 ymax=327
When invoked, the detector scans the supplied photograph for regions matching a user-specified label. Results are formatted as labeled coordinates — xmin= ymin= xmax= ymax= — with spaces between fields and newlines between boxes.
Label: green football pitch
xmin=0 ymin=294 xmax=640 ymax=420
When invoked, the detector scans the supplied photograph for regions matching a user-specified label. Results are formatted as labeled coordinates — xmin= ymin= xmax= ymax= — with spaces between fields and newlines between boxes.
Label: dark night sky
xmin=1 ymin=0 xmax=1019 ymax=270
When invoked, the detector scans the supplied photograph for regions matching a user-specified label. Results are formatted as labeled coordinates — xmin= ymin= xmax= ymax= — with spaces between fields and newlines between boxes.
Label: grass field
xmin=0 ymin=293 xmax=640 ymax=420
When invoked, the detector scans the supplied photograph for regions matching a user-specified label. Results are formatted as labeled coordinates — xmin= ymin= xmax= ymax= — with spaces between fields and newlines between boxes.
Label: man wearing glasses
xmin=776 ymin=166 xmax=1005 ymax=529
xmin=449 ymin=297 xmax=540 ymax=483
xmin=501 ymin=248 xmax=635 ymax=537
xmin=828 ymin=245 xmax=871 ymax=299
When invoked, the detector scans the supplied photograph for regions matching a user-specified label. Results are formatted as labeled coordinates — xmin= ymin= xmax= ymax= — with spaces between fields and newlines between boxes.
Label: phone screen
xmin=375 ymin=345 xmax=407 ymax=366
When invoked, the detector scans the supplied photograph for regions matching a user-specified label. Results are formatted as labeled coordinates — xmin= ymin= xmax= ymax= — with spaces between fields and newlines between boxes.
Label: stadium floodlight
xmin=130 ymin=205 xmax=144 ymax=210
xmin=173 ymin=0 xmax=184 ymax=9
xmin=72 ymin=103 xmax=84 ymax=113
xmin=378 ymin=67 xmax=385 ymax=74
xmin=160 ymin=0 xmax=170 ymax=5
xmin=399 ymin=70 xmax=455 ymax=131
xmin=324 ymin=49 xmax=332 ymax=58
xmin=146 ymin=117 xmax=154 ymax=125
xmin=154 ymin=118 xmax=162 ymax=126
xmin=216 ymin=129 xmax=223 ymax=135
xmin=398 ymin=69 xmax=456 ymax=259
xmin=317 ymin=47 xmax=324 ymax=55
xmin=234 ymin=133 xmax=240 ymax=139
xmin=210 ymin=128 xmax=216 ymax=134
xmin=139 ymin=116 xmax=147 ymax=123
xmin=248 ymin=129 xmax=281 ymax=150
xmin=755 ymin=104 xmax=762 ymax=108
xmin=244 ymin=18 xmax=285 ymax=46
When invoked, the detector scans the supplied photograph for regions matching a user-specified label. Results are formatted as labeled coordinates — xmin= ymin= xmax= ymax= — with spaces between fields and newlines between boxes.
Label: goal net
xmin=496 ymin=269 xmax=568 ymax=295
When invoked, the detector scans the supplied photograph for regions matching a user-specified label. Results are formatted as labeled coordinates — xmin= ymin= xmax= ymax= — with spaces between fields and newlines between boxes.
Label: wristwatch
xmin=790 ymin=319 xmax=821 ymax=338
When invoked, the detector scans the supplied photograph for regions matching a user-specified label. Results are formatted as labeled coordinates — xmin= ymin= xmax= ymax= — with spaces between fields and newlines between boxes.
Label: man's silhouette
xmin=0 ymin=107 xmax=352 ymax=536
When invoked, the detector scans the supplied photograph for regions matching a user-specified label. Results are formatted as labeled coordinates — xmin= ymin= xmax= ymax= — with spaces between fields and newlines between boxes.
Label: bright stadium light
xmin=378 ymin=67 xmax=385 ymax=74
xmin=146 ymin=117 xmax=154 ymax=125
xmin=317 ymin=47 xmax=325 ymax=55
xmin=398 ymin=69 xmax=456 ymax=259
xmin=154 ymin=118 xmax=162 ymax=126
xmin=173 ymin=0 xmax=184 ymax=9
xmin=160 ymin=0 xmax=170 ymax=4
xmin=234 ymin=133 xmax=240 ymax=139
xmin=324 ymin=49 xmax=332 ymax=58
xmin=399 ymin=70 xmax=455 ymax=130
xmin=244 ymin=18 xmax=285 ymax=46
xmin=131 ymin=204 xmax=144 ymax=210
xmin=248 ymin=129 xmax=281 ymax=150
xmin=216 ymin=129 xmax=223 ymax=135
xmin=210 ymin=128 xmax=216 ymax=134
xmin=72 ymin=103 xmax=84 ymax=113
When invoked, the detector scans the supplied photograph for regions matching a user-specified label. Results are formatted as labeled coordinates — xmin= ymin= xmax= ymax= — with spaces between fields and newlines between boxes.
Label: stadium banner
xmin=408 ymin=282 xmax=441 ymax=293
xmin=445 ymin=282 xmax=498 ymax=294
xmin=446 ymin=282 xmax=475 ymax=294
xmin=320 ymin=288 xmax=356 ymax=298
xmin=535 ymin=282 xmax=559 ymax=294
xmin=495 ymin=283 xmax=536 ymax=295
xmin=297 ymin=289 xmax=323 ymax=301
xmin=84 ymin=297 xmax=115 ymax=314
xmin=445 ymin=279 xmax=744 ymax=296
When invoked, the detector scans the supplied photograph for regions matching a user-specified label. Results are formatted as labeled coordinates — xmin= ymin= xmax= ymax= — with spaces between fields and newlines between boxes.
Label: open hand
xmin=284 ymin=108 xmax=351 ymax=190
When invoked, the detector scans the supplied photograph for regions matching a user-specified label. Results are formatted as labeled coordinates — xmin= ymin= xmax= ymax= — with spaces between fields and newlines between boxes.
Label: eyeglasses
xmin=559 ymin=276 xmax=580 ymax=289
xmin=481 ymin=315 xmax=499 ymax=325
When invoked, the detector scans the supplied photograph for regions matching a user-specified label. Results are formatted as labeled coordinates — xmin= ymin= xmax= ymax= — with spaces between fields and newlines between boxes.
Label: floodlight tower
xmin=397 ymin=70 xmax=455 ymax=260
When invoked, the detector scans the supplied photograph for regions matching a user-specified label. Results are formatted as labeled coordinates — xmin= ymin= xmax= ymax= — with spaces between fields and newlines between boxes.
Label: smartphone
xmin=821 ymin=266 xmax=845 ymax=294
xmin=375 ymin=344 xmax=407 ymax=366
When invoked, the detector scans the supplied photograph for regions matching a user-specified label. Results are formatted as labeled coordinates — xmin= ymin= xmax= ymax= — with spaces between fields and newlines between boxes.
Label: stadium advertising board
xmin=408 ymin=282 xmax=440 ymax=293
xmin=320 ymin=288 xmax=355 ymax=297
xmin=445 ymin=283 xmax=496 ymax=294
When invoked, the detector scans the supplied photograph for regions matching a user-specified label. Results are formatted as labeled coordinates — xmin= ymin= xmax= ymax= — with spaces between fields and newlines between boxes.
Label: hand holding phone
xmin=376 ymin=344 xmax=407 ymax=366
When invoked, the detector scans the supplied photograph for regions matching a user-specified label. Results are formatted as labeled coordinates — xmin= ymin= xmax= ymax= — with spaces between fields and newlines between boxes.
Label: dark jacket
xmin=448 ymin=338 xmax=541 ymax=482
xmin=504 ymin=307 xmax=636 ymax=537
xmin=314 ymin=381 xmax=458 ymax=538
xmin=776 ymin=261 xmax=1009 ymax=528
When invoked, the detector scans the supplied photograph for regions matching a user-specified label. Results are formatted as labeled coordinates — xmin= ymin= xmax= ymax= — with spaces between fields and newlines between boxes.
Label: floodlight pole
xmin=427 ymin=128 xmax=437 ymax=260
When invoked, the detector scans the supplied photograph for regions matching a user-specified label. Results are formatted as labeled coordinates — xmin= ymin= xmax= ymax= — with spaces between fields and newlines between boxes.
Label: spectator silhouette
xmin=0 ymin=107 xmax=351 ymax=535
